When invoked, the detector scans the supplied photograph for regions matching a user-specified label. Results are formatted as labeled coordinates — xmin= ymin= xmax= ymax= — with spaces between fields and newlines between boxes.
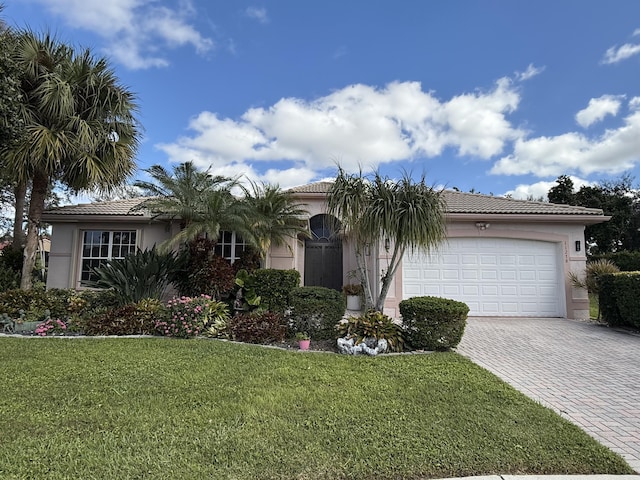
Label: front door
xmin=304 ymin=241 xmax=343 ymax=291
xmin=304 ymin=214 xmax=343 ymax=291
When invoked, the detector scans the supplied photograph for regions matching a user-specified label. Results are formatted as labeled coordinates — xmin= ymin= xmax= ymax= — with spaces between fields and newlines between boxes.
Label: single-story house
xmin=42 ymin=181 xmax=608 ymax=319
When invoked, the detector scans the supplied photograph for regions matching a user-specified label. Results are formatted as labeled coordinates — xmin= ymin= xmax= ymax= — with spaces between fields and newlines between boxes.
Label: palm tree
xmin=3 ymin=31 xmax=140 ymax=289
xmin=134 ymin=162 xmax=250 ymax=250
xmin=242 ymin=181 xmax=309 ymax=261
xmin=327 ymin=168 xmax=447 ymax=312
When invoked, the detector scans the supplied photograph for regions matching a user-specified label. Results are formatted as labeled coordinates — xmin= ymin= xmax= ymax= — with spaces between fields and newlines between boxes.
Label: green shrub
xmin=399 ymin=296 xmax=469 ymax=351
xmin=592 ymin=251 xmax=640 ymax=272
xmin=251 ymin=269 xmax=300 ymax=314
xmin=88 ymin=247 xmax=179 ymax=305
xmin=173 ymin=239 xmax=236 ymax=299
xmin=569 ymin=259 xmax=619 ymax=295
xmin=288 ymin=286 xmax=345 ymax=340
xmin=337 ymin=310 xmax=404 ymax=352
xmin=0 ymin=287 xmax=48 ymax=317
xmin=156 ymin=295 xmax=228 ymax=338
xmin=0 ymin=263 xmax=19 ymax=292
xmin=598 ymin=272 xmax=640 ymax=328
xmin=79 ymin=289 xmax=120 ymax=312
xmin=83 ymin=298 xmax=168 ymax=336
xmin=228 ymin=310 xmax=286 ymax=344
xmin=232 ymin=247 xmax=261 ymax=274
xmin=0 ymin=244 xmax=24 ymax=272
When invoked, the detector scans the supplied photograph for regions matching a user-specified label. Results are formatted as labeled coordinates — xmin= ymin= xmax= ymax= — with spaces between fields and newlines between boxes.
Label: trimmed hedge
xmin=288 ymin=286 xmax=345 ymax=340
xmin=399 ymin=296 xmax=469 ymax=351
xmin=251 ymin=269 xmax=300 ymax=314
xmin=598 ymin=272 xmax=640 ymax=328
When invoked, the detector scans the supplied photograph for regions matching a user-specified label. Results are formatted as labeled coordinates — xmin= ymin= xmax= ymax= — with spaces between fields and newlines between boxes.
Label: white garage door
xmin=402 ymin=238 xmax=564 ymax=317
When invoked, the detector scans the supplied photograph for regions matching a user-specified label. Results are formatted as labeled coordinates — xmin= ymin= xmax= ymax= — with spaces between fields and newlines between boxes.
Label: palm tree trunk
xmin=375 ymin=245 xmax=404 ymax=312
xmin=354 ymin=248 xmax=373 ymax=310
xmin=20 ymin=171 xmax=48 ymax=290
xmin=12 ymin=179 xmax=27 ymax=248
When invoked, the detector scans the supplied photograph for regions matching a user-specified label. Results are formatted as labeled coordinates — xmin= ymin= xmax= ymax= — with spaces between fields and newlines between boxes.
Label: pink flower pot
xmin=298 ymin=339 xmax=310 ymax=350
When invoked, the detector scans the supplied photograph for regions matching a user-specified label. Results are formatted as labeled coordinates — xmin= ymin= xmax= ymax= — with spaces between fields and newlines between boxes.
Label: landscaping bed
xmin=0 ymin=337 xmax=632 ymax=479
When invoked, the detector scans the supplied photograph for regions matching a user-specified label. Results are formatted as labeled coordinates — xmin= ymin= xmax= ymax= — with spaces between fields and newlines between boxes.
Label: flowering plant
xmin=35 ymin=318 xmax=69 ymax=336
xmin=157 ymin=295 xmax=229 ymax=338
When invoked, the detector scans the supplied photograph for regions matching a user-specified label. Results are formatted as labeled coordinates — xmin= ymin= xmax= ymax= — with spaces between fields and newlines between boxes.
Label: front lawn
xmin=0 ymin=338 xmax=632 ymax=479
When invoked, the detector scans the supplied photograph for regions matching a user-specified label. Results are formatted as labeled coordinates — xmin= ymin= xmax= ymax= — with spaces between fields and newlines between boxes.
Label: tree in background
xmin=2 ymin=31 xmax=140 ymax=289
xmin=327 ymin=168 xmax=447 ymax=311
xmin=547 ymin=174 xmax=576 ymax=205
xmin=0 ymin=8 xmax=28 ymax=247
xmin=547 ymin=174 xmax=640 ymax=254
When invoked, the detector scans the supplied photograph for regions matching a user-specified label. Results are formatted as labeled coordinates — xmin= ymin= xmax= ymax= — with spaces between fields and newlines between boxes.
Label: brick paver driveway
xmin=457 ymin=318 xmax=640 ymax=472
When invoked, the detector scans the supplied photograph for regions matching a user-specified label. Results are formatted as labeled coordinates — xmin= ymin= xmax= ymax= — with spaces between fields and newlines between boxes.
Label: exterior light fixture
xmin=384 ymin=238 xmax=391 ymax=252
xmin=575 ymin=240 xmax=581 ymax=252
xmin=475 ymin=222 xmax=490 ymax=231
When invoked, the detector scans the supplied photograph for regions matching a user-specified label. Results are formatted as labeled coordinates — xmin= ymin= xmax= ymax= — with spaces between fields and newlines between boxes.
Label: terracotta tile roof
xmin=287 ymin=181 xmax=334 ymax=194
xmin=43 ymin=197 xmax=152 ymax=217
xmin=288 ymin=181 xmax=604 ymax=216
xmin=43 ymin=184 xmax=605 ymax=218
xmin=441 ymin=191 xmax=603 ymax=215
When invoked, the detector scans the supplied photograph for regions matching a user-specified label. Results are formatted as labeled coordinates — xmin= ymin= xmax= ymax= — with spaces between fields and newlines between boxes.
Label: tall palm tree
xmin=3 ymin=31 xmax=140 ymax=289
xmin=134 ymin=161 xmax=250 ymax=250
xmin=327 ymin=168 xmax=447 ymax=311
xmin=242 ymin=181 xmax=309 ymax=260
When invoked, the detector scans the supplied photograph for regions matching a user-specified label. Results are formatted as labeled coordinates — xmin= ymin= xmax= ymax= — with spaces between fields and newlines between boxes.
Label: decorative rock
xmin=336 ymin=336 xmax=389 ymax=356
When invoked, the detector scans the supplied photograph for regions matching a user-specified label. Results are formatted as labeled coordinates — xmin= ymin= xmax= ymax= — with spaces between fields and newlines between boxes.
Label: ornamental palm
xmin=241 ymin=181 xmax=309 ymax=260
xmin=327 ymin=168 xmax=447 ymax=312
xmin=134 ymin=161 xmax=251 ymax=250
xmin=3 ymin=31 xmax=140 ymax=289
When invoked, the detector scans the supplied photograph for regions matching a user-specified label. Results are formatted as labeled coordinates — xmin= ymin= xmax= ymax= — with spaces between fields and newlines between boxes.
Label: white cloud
xmin=157 ymin=78 xmax=524 ymax=175
xmin=503 ymin=176 xmax=594 ymax=200
xmin=24 ymin=0 xmax=213 ymax=69
xmin=515 ymin=63 xmax=545 ymax=81
xmin=491 ymin=100 xmax=640 ymax=177
xmin=245 ymin=6 xmax=269 ymax=24
xmin=575 ymin=94 xmax=623 ymax=128
xmin=602 ymin=42 xmax=640 ymax=64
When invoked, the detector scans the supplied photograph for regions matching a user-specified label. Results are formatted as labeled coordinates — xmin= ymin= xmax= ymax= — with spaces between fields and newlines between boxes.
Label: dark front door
xmin=304 ymin=240 xmax=343 ymax=291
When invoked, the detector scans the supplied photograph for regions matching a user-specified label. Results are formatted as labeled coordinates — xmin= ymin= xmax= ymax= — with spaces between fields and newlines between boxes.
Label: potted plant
xmin=295 ymin=331 xmax=311 ymax=350
xmin=343 ymin=284 xmax=363 ymax=311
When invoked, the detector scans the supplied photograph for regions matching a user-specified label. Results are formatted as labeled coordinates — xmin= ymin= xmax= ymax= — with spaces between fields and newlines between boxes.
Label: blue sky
xmin=5 ymin=0 xmax=640 ymax=199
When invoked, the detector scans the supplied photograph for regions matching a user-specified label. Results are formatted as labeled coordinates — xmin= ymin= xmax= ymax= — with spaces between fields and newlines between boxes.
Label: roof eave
xmin=446 ymin=213 xmax=611 ymax=225
xmin=41 ymin=213 xmax=166 ymax=223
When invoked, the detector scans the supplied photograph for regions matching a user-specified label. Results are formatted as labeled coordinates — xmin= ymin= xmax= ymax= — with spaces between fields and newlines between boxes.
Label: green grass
xmin=0 ymin=338 xmax=632 ymax=479
xmin=590 ymin=293 xmax=600 ymax=320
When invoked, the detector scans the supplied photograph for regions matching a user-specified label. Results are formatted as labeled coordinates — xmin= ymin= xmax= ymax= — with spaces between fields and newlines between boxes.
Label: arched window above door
xmin=309 ymin=214 xmax=341 ymax=242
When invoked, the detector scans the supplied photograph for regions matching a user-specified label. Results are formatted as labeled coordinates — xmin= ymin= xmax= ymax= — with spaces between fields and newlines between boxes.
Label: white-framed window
xmin=214 ymin=231 xmax=247 ymax=263
xmin=80 ymin=230 xmax=137 ymax=285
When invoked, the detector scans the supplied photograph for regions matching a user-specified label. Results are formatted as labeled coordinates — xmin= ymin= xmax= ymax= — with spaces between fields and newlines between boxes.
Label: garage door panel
xmin=500 ymin=255 xmax=516 ymax=265
xmin=481 ymin=271 xmax=498 ymax=280
xmin=443 ymin=270 xmax=459 ymax=280
xmin=500 ymin=270 xmax=517 ymax=280
xmin=462 ymin=285 xmax=479 ymax=295
xmin=501 ymin=285 xmax=517 ymax=296
xmin=461 ymin=255 xmax=478 ymax=265
xmin=538 ymin=271 xmax=556 ymax=281
xmin=482 ymin=285 xmax=499 ymax=295
xmin=462 ymin=270 xmax=478 ymax=280
xmin=519 ymin=270 xmax=536 ymax=281
xmin=480 ymin=255 xmax=497 ymax=265
xmin=403 ymin=238 xmax=563 ymax=317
